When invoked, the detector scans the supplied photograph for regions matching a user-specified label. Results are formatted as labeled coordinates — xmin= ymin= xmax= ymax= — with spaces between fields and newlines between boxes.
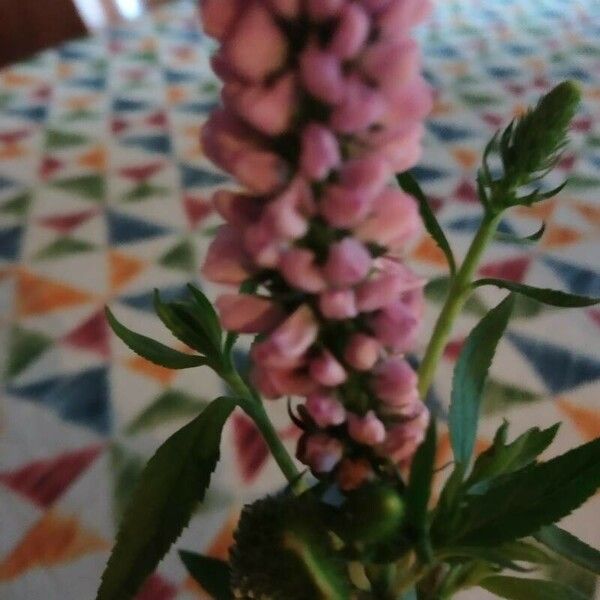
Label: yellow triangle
xmin=108 ymin=251 xmax=146 ymax=292
xmin=0 ymin=510 xmax=109 ymax=580
xmin=17 ymin=269 xmax=93 ymax=316
xmin=557 ymin=398 xmax=600 ymax=441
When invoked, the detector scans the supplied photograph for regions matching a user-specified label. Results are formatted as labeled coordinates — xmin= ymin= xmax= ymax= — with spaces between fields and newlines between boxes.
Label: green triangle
xmin=482 ymin=379 xmax=542 ymax=416
xmin=568 ymin=174 xmax=600 ymax=189
xmin=45 ymin=129 xmax=88 ymax=149
xmin=109 ymin=443 xmax=145 ymax=525
xmin=122 ymin=182 xmax=169 ymax=203
xmin=158 ymin=239 xmax=196 ymax=272
xmin=62 ymin=110 xmax=98 ymax=123
xmin=125 ymin=389 xmax=207 ymax=434
xmin=52 ymin=174 xmax=106 ymax=201
xmin=0 ymin=92 xmax=14 ymax=109
xmin=0 ymin=192 xmax=32 ymax=216
xmin=5 ymin=326 xmax=53 ymax=379
xmin=130 ymin=51 xmax=157 ymax=63
xmin=34 ymin=237 xmax=96 ymax=260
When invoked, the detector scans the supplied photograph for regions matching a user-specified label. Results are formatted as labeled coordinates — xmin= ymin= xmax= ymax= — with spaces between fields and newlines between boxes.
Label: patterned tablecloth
xmin=0 ymin=1 xmax=599 ymax=598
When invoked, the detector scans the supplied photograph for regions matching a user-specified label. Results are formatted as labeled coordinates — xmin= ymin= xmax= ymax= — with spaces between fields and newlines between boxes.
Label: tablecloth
xmin=0 ymin=1 xmax=599 ymax=598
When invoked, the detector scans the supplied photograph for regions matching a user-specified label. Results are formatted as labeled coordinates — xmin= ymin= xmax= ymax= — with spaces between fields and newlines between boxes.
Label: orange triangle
xmin=57 ymin=64 xmax=74 ymax=79
xmin=167 ymin=86 xmax=188 ymax=104
xmin=514 ymin=199 xmax=556 ymax=221
xmin=1 ymin=71 xmax=35 ymax=87
xmin=65 ymin=95 xmax=95 ymax=111
xmin=0 ymin=510 xmax=109 ymax=580
xmin=451 ymin=148 xmax=478 ymax=170
xmin=574 ymin=202 xmax=600 ymax=227
xmin=412 ymin=236 xmax=448 ymax=267
xmin=125 ymin=355 xmax=176 ymax=385
xmin=108 ymin=251 xmax=146 ymax=291
xmin=557 ymin=398 xmax=600 ymax=441
xmin=541 ymin=224 xmax=582 ymax=248
xmin=431 ymin=100 xmax=454 ymax=117
xmin=78 ymin=147 xmax=106 ymax=171
xmin=0 ymin=144 xmax=26 ymax=160
xmin=17 ymin=269 xmax=93 ymax=316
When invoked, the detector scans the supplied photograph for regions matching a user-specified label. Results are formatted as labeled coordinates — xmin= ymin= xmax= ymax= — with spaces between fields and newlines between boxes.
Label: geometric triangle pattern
xmin=1 ymin=0 xmax=599 ymax=598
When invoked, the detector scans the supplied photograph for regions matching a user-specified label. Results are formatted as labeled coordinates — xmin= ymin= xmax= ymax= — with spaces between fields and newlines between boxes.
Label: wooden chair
xmin=0 ymin=0 xmax=169 ymax=67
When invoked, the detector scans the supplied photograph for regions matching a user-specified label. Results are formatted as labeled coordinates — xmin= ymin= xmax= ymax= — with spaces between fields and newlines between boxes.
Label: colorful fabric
xmin=0 ymin=1 xmax=598 ymax=598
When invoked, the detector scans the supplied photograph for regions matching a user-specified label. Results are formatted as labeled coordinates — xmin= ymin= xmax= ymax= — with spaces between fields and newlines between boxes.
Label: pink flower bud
xmin=231 ymin=148 xmax=289 ymax=195
xmin=319 ymin=288 xmax=359 ymax=320
xmin=200 ymin=0 xmax=241 ymax=40
xmin=344 ymin=333 xmax=380 ymax=371
xmin=225 ymin=2 xmax=288 ymax=82
xmin=300 ymin=123 xmax=341 ymax=181
xmin=280 ymin=248 xmax=327 ymax=293
xmin=202 ymin=226 xmax=255 ymax=284
xmin=378 ymin=0 xmax=433 ymax=38
xmin=216 ymin=294 xmax=284 ymax=333
xmin=369 ymin=301 xmax=420 ymax=353
xmin=235 ymin=73 xmax=297 ymax=135
xmin=348 ymin=411 xmax=387 ymax=445
xmin=264 ymin=181 xmax=309 ymax=239
xmin=370 ymin=123 xmax=425 ymax=173
xmin=372 ymin=357 xmax=419 ymax=406
xmin=300 ymin=46 xmax=345 ymax=104
xmin=339 ymin=156 xmax=391 ymax=199
xmin=337 ymin=458 xmax=374 ymax=491
xmin=330 ymin=76 xmax=386 ymax=133
xmin=377 ymin=404 xmax=430 ymax=465
xmin=361 ymin=40 xmax=420 ymax=95
xmin=320 ymin=185 xmax=373 ymax=228
xmin=300 ymin=433 xmax=344 ymax=473
xmin=329 ymin=2 xmax=370 ymax=59
xmin=270 ymin=366 xmax=320 ymax=396
xmin=213 ymin=190 xmax=262 ymax=228
xmin=244 ymin=220 xmax=281 ymax=267
xmin=306 ymin=0 xmax=344 ymax=21
xmin=266 ymin=0 xmax=301 ymax=19
xmin=324 ymin=238 xmax=372 ymax=287
xmin=309 ymin=350 xmax=347 ymax=386
xmin=306 ymin=392 xmax=346 ymax=427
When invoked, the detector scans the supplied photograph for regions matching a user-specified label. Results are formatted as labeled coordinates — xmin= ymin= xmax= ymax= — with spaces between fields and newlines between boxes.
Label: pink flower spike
xmin=231 ymin=148 xmax=289 ymax=195
xmin=372 ymin=357 xmax=419 ymax=406
xmin=378 ymin=0 xmax=433 ymax=38
xmin=330 ymin=77 xmax=386 ymax=133
xmin=270 ymin=366 xmax=320 ymax=396
xmin=265 ymin=179 xmax=310 ymax=239
xmin=306 ymin=0 xmax=344 ymax=21
xmin=329 ymin=3 xmax=370 ymax=59
xmin=213 ymin=190 xmax=262 ymax=229
xmin=300 ymin=433 xmax=344 ymax=473
xmin=280 ymin=248 xmax=327 ymax=293
xmin=300 ymin=123 xmax=341 ymax=181
xmin=361 ymin=40 xmax=420 ymax=96
xmin=216 ymin=294 xmax=284 ymax=333
xmin=324 ymin=238 xmax=372 ymax=287
xmin=377 ymin=404 xmax=430 ymax=465
xmin=202 ymin=226 xmax=255 ymax=284
xmin=339 ymin=157 xmax=391 ymax=200
xmin=300 ymin=46 xmax=346 ymax=105
xmin=266 ymin=0 xmax=301 ymax=19
xmin=309 ymin=349 xmax=347 ymax=387
xmin=243 ymin=220 xmax=281 ymax=268
xmin=319 ymin=288 xmax=359 ymax=320
xmin=369 ymin=301 xmax=420 ymax=353
xmin=320 ymin=185 xmax=373 ymax=228
xmin=200 ymin=0 xmax=241 ymax=40
xmin=306 ymin=392 xmax=346 ymax=427
xmin=347 ymin=411 xmax=386 ymax=445
xmin=344 ymin=333 xmax=380 ymax=371
xmin=225 ymin=2 xmax=288 ymax=82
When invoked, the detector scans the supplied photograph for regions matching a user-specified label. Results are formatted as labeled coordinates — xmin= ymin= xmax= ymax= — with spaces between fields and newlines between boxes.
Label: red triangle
xmin=62 ymin=310 xmax=110 ymax=357
xmin=32 ymin=85 xmax=51 ymax=101
xmin=533 ymin=76 xmax=551 ymax=89
xmin=558 ymin=153 xmax=576 ymax=171
xmin=505 ymin=83 xmax=525 ymax=96
xmin=40 ymin=156 xmax=64 ymax=180
xmin=184 ymin=195 xmax=212 ymax=228
xmin=588 ymin=309 xmax=600 ymax=329
xmin=112 ymin=118 xmax=130 ymax=135
xmin=120 ymin=162 xmax=164 ymax=183
xmin=453 ymin=179 xmax=479 ymax=203
xmin=572 ymin=116 xmax=592 ymax=133
xmin=482 ymin=113 xmax=504 ymax=128
xmin=479 ymin=256 xmax=531 ymax=282
xmin=233 ymin=413 xmax=269 ymax=483
xmin=146 ymin=111 xmax=168 ymax=128
xmin=444 ymin=337 xmax=465 ymax=361
xmin=135 ymin=574 xmax=178 ymax=600
xmin=0 ymin=445 xmax=103 ymax=507
xmin=38 ymin=209 xmax=97 ymax=234
xmin=0 ymin=129 xmax=30 ymax=144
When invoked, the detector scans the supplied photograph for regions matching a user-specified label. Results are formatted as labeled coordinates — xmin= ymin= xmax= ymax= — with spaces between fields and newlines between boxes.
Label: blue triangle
xmin=0 ymin=176 xmax=18 ymax=191
xmin=542 ymin=257 xmax=600 ymax=297
xmin=0 ymin=225 xmax=23 ymax=260
xmin=508 ymin=332 xmax=600 ymax=394
xmin=177 ymin=101 xmax=219 ymax=115
xmin=112 ymin=97 xmax=150 ymax=112
xmin=7 ymin=105 xmax=48 ymax=122
xmin=180 ymin=164 xmax=229 ymax=188
xmin=446 ymin=216 xmax=514 ymax=235
xmin=7 ymin=375 xmax=66 ymax=402
xmin=58 ymin=45 xmax=90 ymax=61
xmin=427 ymin=121 xmax=474 ymax=142
xmin=164 ymin=69 xmax=195 ymax=84
xmin=487 ymin=66 xmax=520 ymax=79
xmin=120 ymin=284 xmax=189 ymax=312
xmin=67 ymin=76 xmax=106 ymax=91
xmin=107 ymin=210 xmax=171 ymax=244
xmin=123 ymin=134 xmax=171 ymax=154
xmin=411 ymin=165 xmax=449 ymax=183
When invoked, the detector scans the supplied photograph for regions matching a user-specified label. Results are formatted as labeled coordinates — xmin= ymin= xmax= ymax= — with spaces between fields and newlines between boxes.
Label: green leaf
xmin=396 ymin=171 xmax=456 ymax=274
xmin=406 ymin=419 xmax=437 ymax=561
xmin=534 ymin=525 xmax=600 ymax=576
xmin=179 ymin=551 xmax=232 ymax=600
xmin=473 ymin=279 xmax=599 ymax=307
xmin=453 ymin=436 xmax=600 ymax=546
xmin=125 ymin=389 xmax=209 ymax=435
xmin=186 ymin=284 xmax=222 ymax=350
xmin=480 ymin=576 xmax=587 ymax=600
xmin=495 ymin=223 xmax=546 ymax=245
xmin=467 ymin=422 xmax=559 ymax=491
xmin=96 ymin=397 xmax=237 ymax=600
xmin=105 ymin=307 xmax=207 ymax=369
xmin=449 ymin=295 xmax=515 ymax=465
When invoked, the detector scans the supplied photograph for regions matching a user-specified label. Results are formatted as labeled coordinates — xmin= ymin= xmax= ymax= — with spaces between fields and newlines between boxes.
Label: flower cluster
xmin=200 ymin=0 xmax=432 ymax=489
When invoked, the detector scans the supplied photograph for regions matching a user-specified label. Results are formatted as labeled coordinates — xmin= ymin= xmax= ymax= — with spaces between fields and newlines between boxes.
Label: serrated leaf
xmin=125 ymin=389 xmax=209 ymax=434
xmin=396 ymin=171 xmax=456 ymax=274
xmin=495 ymin=223 xmax=545 ymax=245
xmin=105 ymin=307 xmax=207 ymax=369
xmin=96 ymin=397 xmax=237 ymax=600
xmin=187 ymin=284 xmax=222 ymax=350
xmin=179 ymin=551 xmax=232 ymax=600
xmin=442 ymin=546 xmax=534 ymax=573
xmin=406 ymin=418 xmax=436 ymax=561
xmin=449 ymin=295 xmax=515 ymax=465
xmin=474 ymin=279 xmax=599 ymax=307
xmin=534 ymin=525 xmax=600 ymax=576
xmin=452 ymin=436 xmax=600 ymax=546
xmin=467 ymin=422 xmax=559 ymax=491
xmin=480 ymin=576 xmax=587 ymax=600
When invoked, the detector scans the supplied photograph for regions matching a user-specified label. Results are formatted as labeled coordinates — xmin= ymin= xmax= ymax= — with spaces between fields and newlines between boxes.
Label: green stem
xmin=224 ymin=365 xmax=302 ymax=486
xmin=418 ymin=212 xmax=502 ymax=397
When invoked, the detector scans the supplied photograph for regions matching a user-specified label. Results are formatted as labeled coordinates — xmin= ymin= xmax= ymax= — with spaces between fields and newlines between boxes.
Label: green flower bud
xmin=230 ymin=493 xmax=351 ymax=600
